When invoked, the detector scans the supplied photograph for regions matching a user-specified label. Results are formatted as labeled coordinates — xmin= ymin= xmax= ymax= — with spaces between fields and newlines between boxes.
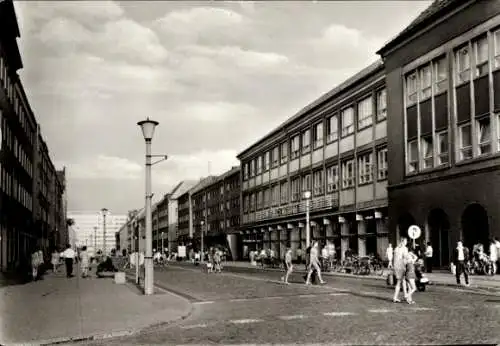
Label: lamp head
xmin=303 ymin=190 xmax=312 ymax=199
xmin=137 ymin=117 xmax=159 ymax=141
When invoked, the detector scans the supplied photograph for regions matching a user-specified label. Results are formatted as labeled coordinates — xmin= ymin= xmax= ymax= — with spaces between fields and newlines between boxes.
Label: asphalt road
xmin=82 ymin=264 xmax=500 ymax=345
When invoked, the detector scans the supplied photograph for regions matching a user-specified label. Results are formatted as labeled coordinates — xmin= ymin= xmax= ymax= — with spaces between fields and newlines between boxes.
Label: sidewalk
xmin=217 ymin=261 xmax=500 ymax=291
xmin=0 ymin=267 xmax=193 ymax=345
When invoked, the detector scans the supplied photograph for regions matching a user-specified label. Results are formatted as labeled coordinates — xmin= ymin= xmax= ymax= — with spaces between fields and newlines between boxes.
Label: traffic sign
xmin=408 ymin=225 xmax=421 ymax=240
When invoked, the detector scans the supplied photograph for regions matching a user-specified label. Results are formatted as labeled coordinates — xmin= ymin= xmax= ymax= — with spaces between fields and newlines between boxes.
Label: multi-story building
xmin=56 ymin=168 xmax=68 ymax=246
xmin=68 ymin=211 xmax=127 ymax=256
xmin=238 ymin=61 xmax=389 ymax=261
xmin=0 ymin=0 xmax=64 ymax=272
xmin=191 ymin=167 xmax=241 ymax=259
xmin=377 ymin=0 xmax=500 ymax=267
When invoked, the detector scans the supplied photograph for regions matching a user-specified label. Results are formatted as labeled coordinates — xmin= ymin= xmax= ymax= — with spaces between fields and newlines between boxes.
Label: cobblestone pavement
xmin=81 ymin=265 xmax=500 ymax=345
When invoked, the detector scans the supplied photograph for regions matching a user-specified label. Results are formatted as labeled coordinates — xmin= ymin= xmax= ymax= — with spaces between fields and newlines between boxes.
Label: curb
xmin=32 ymin=276 xmax=194 ymax=346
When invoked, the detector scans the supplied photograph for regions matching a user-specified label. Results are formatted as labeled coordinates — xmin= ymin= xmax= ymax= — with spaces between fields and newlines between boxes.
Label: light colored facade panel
xmin=263 ymin=173 xmax=269 ymax=184
xmin=312 ymin=149 xmax=323 ymax=165
xmin=339 ymin=189 xmax=355 ymax=206
xmin=289 ymin=159 xmax=299 ymax=173
xmin=356 ymin=184 xmax=374 ymax=203
xmin=375 ymin=121 xmax=387 ymax=140
xmin=375 ymin=181 xmax=388 ymax=200
xmin=279 ymin=164 xmax=287 ymax=177
xmin=356 ymin=128 xmax=373 ymax=147
xmin=324 ymin=142 xmax=338 ymax=159
xmin=271 ymin=168 xmax=279 ymax=180
xmin=339 ymin=135 xmax=354 ymax=153
xmin=300 ymin=154 xmax=311 ymax=169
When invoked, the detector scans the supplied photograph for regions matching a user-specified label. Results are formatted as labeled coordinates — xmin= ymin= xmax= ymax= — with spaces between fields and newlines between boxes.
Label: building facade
xmin=238 ymin=61 xmax=389 ymax=261
xmin=378 ymin=0 xmax=500 ymax=267
xmin=0 ymin=0 xmax=63 ymax=272
xmin=190 ymin=167 xmax=241 ymax=259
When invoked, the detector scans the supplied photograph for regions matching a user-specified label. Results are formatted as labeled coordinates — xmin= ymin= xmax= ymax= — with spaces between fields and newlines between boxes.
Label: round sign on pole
xmin=408 ymin=225 xmax=422 ymax=240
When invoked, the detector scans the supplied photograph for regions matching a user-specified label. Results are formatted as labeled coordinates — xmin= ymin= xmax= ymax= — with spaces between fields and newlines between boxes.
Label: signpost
xmin=408 ymin=225 xmax=422 ymax=248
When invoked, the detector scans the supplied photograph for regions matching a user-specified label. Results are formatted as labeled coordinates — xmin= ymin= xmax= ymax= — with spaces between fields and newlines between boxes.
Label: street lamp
xmin=93 ymin=226 xmax=97 ymax=253
xmin=200 ymin=220 xmax=205 ymax=264
xmin=304 ymin=190 xmax=312 ymax=248
xmin=161 ymin=232 xmax=165 ymax=254
xmin=137 ymin=117 xmax=167 ymax=296
xmin=101 ymin=208 xmax=108 ymax=255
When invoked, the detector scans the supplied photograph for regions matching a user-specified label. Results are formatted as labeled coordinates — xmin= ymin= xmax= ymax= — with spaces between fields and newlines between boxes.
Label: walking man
xmin=425 ymin=242 xmax=433 ymax=273
xmin=453 ymin=240 xmax=470 ymax=287
xmin=392 ymin=237 xmax=409 ymax=303
xmin=489 ymin=239 xmax=498 ymax=275
xmin=305 ymin=241 xmax=325 ymax=285
xmin=386 ymin=243 xmax=393 ymax=269
xmin=281 ymin=248 xmax=293 ymax=284
xmin=62 ymin=244 xmax=76 ymax=278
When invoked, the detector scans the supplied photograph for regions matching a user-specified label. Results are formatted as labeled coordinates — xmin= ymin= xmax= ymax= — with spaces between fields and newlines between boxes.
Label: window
xmin=249 ymin=193 xmax=255 ymax=211
xmin=291 ymin=178 xmax=300 ymax=201
xmin=376 ymin=89 xmax=387 ymax=121
xmin=301 ymin=129 xmax=311 ymax=154
xmin=313 ymin=122 xmax=323 ymax=149
xmin=357 ymin=153 xmax=373 ymax=185
xmin=249 ymin=160 xmax=254 ymax=177
xmin=290 ymin=135 xmax=300 ymax=159
xmin=477 ymin=117 xmax=491 ymax=155
xmin=264 ymin=188 xmax=270 ymax=208
xmin=495 ymin=30 xmax=500 ymax=69
xmin=327 ymin=115 xmax=338 ymax=142
xmin=341 ymin=107 xmax=354 ymax=136
xmin=272 ymin=146 xmax=279 ymax=167
xmin=257 ymin=191 xmax=262 ymax=209
xmin=433 ymin=57 xmax=448 ymax=94
xmin=436 ymin=131 xmax=449 ymax=165
xmin=301 ymin=174 xmax=311 ymax=193
xmin=280 ymin=142 xmax=288 ymax=164
xmin=377 ymin=148 xmax=388 ymax=180
xmin=256 ymin=157 xmax=261 ymax=175
xmin=341 ymin=160 xmax=354 ymax=189
xmin=421 ymin=136 xmax=433 ymax=169
xmin=420 ymin=64 xmax=432 ymax=99
xmin=458 ymin=123 xmax=473 ymax=160
xmin=280 ymin=181 xmax=288 ymax=204
xmin=264 ymin=151 xmax=270 ymax=171
xmin=406 ymin=73 xmax=418 ymax=105
xmin=271 ymin=185 xmax=279 ymax=206
xmin=357 ymin=96 xmax=373 ymax=129
xmin=313 ymin=170 xmax=324 ymax=195
xmin=326 ymin=165 xmax=338 ymax=192
xmin=407 ymin=140 xmax=418 ymax=173
xmin=455 ymin=46 xmax=470 ymax=84
xmin=474 ymin=36 xmax=488 ymax=77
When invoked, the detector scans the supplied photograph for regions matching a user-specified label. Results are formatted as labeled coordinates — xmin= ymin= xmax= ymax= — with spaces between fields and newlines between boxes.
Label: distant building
xmin=67 ymin=211 xmax=127 ymax=256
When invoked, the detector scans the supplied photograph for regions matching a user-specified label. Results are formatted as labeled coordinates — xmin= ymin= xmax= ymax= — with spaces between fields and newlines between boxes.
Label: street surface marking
xmin=409 ymin=307 xmax=437 ymax=311
xmin=230 ymin=298 xmax=251 ymax=302
xmin=329 ymin=293 xmax=348 ymax=296
xmin=263 ymin=296 xmax=284 ymax=300
xmin=180 ymin=324 xmax=209 ymax=329
xmin=193 ymin=301 xmax=214 ymax=305
xmin=278 ymin=314 xmax=307 ymax=320
xmin=360 ymin=291 xmax=379 ymax=295
xmin=368 ymin=309 xmax=394 ymax=313
xmin=453 ymin=305 xmax=472 ymax=309
xmin=323 ymin=312 xmax=356 ymax=317
xmin=229 ymin=319 xmax=263 ymax=324
xmin=298 ymin=294 xmax=317 ymax=298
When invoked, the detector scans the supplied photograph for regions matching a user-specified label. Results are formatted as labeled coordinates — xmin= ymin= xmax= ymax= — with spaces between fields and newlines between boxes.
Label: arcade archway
xmin=461 ymin=203 xmax=489 ymax=251
xmin=427 ymin=208 xmax=450 ymax=267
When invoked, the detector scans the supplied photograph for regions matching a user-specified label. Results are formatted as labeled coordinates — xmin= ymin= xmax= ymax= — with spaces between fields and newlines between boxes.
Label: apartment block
xmin=238 ymin=61 xmax=389 ymax=261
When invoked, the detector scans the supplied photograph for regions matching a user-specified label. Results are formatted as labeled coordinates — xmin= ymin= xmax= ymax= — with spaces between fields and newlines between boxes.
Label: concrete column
xmin=340 ymin=223 xmax=349 ymax=261
xmin=357 ymin=220 xmax=367 ymax=257
xmin=376 ymin=219 xmax=389 ymax=258
xmin=279 ymin=230 xmax=287 ymax=258
xmin=291 ymin=228 xmax=300 ymax=260
xmin=263 ymin=231 xmax=270 ymax=251
xmin=326 ymin=224 xmax=333 ymax=238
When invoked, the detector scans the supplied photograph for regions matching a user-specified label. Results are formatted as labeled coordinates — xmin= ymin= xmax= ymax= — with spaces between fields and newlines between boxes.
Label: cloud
xmin=59 ymin=155 xmax=142 ymax=180
xmin=175 ymin=101 xmax=257 ymax=123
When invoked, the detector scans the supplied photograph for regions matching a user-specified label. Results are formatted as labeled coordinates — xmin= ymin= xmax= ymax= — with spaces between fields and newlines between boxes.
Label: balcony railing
xmin=242 ymin=195 xmax=339 ymax=224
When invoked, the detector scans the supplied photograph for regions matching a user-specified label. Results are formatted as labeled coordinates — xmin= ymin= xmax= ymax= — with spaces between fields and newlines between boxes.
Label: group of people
xmin=32 ymin=244 xmax=90 ymax=280
xmin=391 ymin=237 xmax=419 ymax=304
xmin=281 ymin=241 xmax=327 ymax=285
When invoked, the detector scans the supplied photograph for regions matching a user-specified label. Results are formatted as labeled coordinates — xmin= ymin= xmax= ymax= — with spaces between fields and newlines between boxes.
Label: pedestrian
xmin=281 ymin=248 xmax=293 ymax=284
xmin=386 ymin=243 xmax=393 ymax=269
xmin=51 ymin=249 xmax=60 ymax=273
xmin=489 ymin=239 xmax=498 ymax=275
xmin=80 ymin=246 xmax=90 ymax=278
xmin=495 ymin=237 xmax=500 ymax=274
xmin=424 ymin=242 xmax=433 ymax=273
xmin=327 ymin=241 xmax=336 ymax=271
xmin=62 ymin=244 xmax=76 ymax=278
xmin=31 ymin=248 xmax=41 ymax=281
xmin=392 ymin=237 xmax=409 ymax=303
xmin=404 ymin=249 xmax=418 ymax=304
xmin=305 ymin=241 xmax=325 ymax=285
xmin=453 ymin=240 xmax=470 ymax=287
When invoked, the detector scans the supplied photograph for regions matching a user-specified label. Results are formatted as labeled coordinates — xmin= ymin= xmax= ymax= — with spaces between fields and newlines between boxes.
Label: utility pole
xmin=93 ymin=226 xmax=97 ymax=253
xmin=101 ymin=208 xmax=108 ymax=255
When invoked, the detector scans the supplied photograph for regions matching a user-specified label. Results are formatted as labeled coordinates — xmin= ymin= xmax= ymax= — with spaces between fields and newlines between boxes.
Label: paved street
xmin=81 ymin=264 xmax=500 ymax=345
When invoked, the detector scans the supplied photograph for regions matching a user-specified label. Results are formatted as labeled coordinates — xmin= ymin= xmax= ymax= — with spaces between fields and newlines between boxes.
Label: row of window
xmin=1 ymin=110 xmax=34 ymax=177
xmin=195 ymin=216 xmax=241 ymax=231
xmin=243 ymin=148 xmax=387 ymax=212
xmin=0 ymin=53 xmax=36 ymax=145
xmin=404 ymin=27 xmax=500 ymax=173
xmin=243 ymin=89 xmax=387 ymax=180
xmin=0 ymin=164 xmax=33 ymax=211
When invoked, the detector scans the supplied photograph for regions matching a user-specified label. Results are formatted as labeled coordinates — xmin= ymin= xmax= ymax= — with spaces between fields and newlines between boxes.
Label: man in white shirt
xmin=453 ymin=241 xmax=470 ymax=286
xmin=386 ymin=244 xmax=393 ymax=269
xmin=425 ymin=242 xmax=433 ymax=273
xmin=494 ymin=237 xmax=500 ymax=275
xmin=489 ymin=239 xmax=498 ymax=275
xmin=62 ymin=244 xmax=76 ymax=278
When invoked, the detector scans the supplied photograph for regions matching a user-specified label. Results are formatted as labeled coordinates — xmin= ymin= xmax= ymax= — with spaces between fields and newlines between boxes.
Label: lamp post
xmin=161 ymin=232 xmax=165 ymax=254
xmin=137 ymin=117 xmax=160 ymax=296
xmin=93 ymin=226 xmax=97 ymax=253
xmin=200 ymin=220 xmax=205 ymax=263
xmin=304 ymin=190 xmax=312 ymax=248
xmin=101 ymin=208 xmax=108 ymax=255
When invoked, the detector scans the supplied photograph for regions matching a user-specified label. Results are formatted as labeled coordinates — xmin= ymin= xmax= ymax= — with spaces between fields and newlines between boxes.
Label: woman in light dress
xmin=404 ymin=249 xmax=418 ymax=304
xmin=80 ymin=246 xmax=90 ymax=278
xmin=51 ymin=249 xmax=60 ymax=273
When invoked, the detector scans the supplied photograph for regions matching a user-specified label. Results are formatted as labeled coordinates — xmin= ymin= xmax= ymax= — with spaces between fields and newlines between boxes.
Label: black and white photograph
xmin=0 ymin=0 xmax=500 ymax=345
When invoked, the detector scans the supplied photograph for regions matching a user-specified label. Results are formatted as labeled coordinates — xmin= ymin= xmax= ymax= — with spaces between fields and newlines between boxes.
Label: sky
xmin=13 ymin=0 xmax=432 ymax=214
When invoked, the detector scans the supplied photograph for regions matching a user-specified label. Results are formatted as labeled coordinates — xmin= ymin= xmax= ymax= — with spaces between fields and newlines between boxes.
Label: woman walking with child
xmin=404 ymin=248 xmax=418 ymax=304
